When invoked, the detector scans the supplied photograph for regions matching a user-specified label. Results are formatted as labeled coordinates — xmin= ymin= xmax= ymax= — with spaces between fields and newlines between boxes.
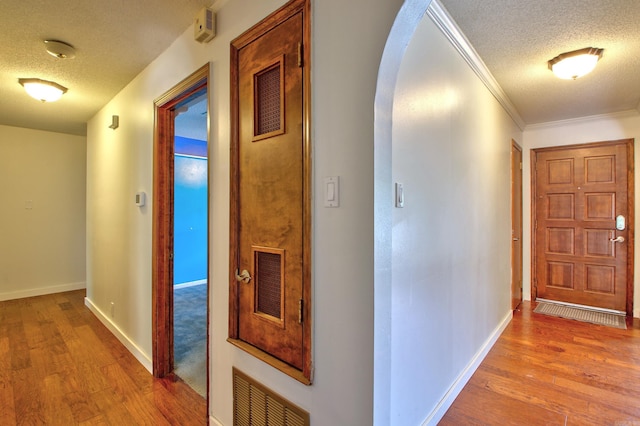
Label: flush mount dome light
xmin=548 ymin=47 xmax=604 ymax=80
xmin=19 ymin=78 xmax=68 ymax=102
xmin=44 ymin=40 xmax=76 ymax=59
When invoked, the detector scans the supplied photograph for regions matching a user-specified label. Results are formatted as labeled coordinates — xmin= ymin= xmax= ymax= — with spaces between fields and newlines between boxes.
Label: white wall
xmin=375 ymin=7 xmax=522 ymax=423
xmin=523 ymin=111 xmax=640 ymax=317
xmin=86 ymin=0 xmax=403 ymax=424
xmin=82 ymin=1 xmax=640 ymax=425
xmin=0 ymin=125 xmax=86 ymax=301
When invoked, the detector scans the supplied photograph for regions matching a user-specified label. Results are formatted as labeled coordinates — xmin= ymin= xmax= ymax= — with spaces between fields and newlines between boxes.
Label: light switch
xmin=324 ymin=176 xmax=339 ymax=207
xmin=25 ymin=200 xmax=33 ymax=210
xmin=395 ymin=183 xmax=404 ymax=208
xmin=327 ymin=182 xmax=336 ymax=201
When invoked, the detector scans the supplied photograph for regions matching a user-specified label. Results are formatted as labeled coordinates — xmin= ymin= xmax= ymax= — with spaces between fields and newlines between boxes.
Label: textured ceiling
xmin=0 ymin=0 xmax=212 ymax=135
xmin=439 ymin=0 xmax=640 ymax=125
xmin=1 ymin=1 xmax=639 ymax=135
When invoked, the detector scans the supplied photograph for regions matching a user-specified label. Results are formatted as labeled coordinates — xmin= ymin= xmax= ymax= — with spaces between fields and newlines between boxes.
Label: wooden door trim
xmin=511 ymin=140 xmax=523 ymax=310
xmin=228 ymin=0 xmax=312 ymax=384
xmin=530 ymin=138 xmax=635 ymax=316
xmin=626 ymin=140 xmax=635 ymax=315
xmin=152 ymin=63 xmax=210 ymax=379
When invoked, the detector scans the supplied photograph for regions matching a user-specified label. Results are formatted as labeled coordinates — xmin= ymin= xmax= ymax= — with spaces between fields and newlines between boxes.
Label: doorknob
xmin=512 ymin=237 xmax=520 ymax=241
xmin=235 ymin=269 xmax=252 ymax=283
xmin=610 ymin=236 xmax=625 ymax=243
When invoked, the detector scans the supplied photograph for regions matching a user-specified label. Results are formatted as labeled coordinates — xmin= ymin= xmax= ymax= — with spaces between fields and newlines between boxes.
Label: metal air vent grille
xmin=233 ymin=368 xmax=310 ymax=426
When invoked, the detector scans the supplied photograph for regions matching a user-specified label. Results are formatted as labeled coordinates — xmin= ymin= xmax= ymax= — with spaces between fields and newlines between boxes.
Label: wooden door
xmin=230 ymin=0 xmax=311 ymax=380
xmin=533 ymin=140 xmax=634 ymax=312
xmin=511 ymin=141 xmax=523 ymax=310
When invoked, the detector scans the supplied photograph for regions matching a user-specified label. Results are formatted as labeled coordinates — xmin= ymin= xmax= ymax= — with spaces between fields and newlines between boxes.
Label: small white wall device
xmin=194 ymin=7 xmax=216 ymax=43
xmin=323 ymin=176 xmax=339 ymax=207
xmin=135 ymin=192 xmax=146 ymax=207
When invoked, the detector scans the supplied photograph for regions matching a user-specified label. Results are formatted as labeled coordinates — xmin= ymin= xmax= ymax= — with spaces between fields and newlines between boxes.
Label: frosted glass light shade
xmin=19 ymin=78 xmax=68 ymax=102
xmin=548 ymin=47 xmax=604 ymax=80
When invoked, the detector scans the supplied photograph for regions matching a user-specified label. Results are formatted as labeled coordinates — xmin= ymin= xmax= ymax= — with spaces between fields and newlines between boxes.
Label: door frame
xmin=152 ymin=64 xmax=210 ymax=385
xmin=228 ymin=0 xmax=312 ymax=384
xmin=530 ymin=139 xmax=635 ymax=316
xmin=511 ymin=140 xmax=523 ymax=310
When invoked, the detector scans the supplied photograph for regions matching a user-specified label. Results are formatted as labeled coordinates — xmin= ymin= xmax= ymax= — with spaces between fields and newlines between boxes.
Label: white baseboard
xmin=209 ymin=415 xmax=224 ymax=426
xmin=0 ymin=281 xmax=86 ymax=302
xmin=84 ymin=296 xmax=153 ymax=373
xmin=174 ymin=279 xmax=207 ymax=289
xmin=422 ymin=310 xmax=513 ymax=425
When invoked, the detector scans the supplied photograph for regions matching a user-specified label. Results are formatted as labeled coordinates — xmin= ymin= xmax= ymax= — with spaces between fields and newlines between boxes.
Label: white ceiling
xmin=439 ymin=0 xmax=640 ymax=125
xmin=1 ymin=0 xmax=639 ymax=136
xmin=0 ymin=0 xmax=212 ymax=135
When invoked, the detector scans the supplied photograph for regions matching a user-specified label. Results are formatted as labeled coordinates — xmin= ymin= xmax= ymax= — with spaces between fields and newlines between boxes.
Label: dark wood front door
xmin=230 ymin=0 xmax=311 ymax=381
xmin=533 ymin=139 xmax=634 ymax=313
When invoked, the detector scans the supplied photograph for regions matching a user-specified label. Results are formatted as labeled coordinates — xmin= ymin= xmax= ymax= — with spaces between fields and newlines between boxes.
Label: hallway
xmin=441 ymin=301 xmax=640 ymax=424
xmin=3 ymin=290 xmax=640 ymax=424
xmin=0 ymin=290 xmax=206 ymax=425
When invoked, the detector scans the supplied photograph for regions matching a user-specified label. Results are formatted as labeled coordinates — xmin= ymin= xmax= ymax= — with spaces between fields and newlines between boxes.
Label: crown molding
xmin=426 ymin=0 xmax=526 ymax=131
xmin=524 ymin=109 xmax=640 ymax=131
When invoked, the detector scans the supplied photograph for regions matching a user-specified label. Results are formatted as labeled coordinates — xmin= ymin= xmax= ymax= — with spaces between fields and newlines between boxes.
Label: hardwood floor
xmin=5 ymin=292 xmax=640 ymax=425
xmin=440 ymin=301 xmax=640 ymax=425
xmin=0 ymin=290 xmax=206 ymax=425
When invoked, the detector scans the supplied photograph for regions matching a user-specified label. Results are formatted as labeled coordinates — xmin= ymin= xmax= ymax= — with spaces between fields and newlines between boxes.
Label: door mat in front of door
xmin=534 ymin=302 xmax=627 ymax=329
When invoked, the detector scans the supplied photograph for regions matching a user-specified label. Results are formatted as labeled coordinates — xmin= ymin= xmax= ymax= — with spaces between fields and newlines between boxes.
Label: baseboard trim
xmin=174 ymin=279 xmax=207 ymax=289
xmin=422 ymin=309 xmax=513 ymax=425
xmin=84 ymin=296 xmax=153 ymax=373
xmin=0 ymin=281 xmax=86 ymax=302
xmin=209 ymin=415 xmax=224 ymax=426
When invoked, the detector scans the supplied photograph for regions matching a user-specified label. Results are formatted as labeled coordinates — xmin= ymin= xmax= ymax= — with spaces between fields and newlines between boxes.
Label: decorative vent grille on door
xmin=233 ymin=368 xmax=310 ymax=426
xmin=254 ymin=60 xmax=284 ymax=139
xmin=254 ymin=248 xmax=284 ymax=321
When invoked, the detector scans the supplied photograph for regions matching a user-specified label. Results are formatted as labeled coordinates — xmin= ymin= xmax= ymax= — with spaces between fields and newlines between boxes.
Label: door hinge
xmin=297 ymin=42 xmax=303 ymax=67
xmin=520 ymin=162 xmax=523 ymax=170
xmin=298 ymin=299 xmax=304 ymax=323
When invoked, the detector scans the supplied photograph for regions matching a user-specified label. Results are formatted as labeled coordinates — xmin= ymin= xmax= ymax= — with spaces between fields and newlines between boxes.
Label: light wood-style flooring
xmin=0 ymin=290 xmax=206 ymax=425
xmin=441 ymin=301 xmax=640 ymax=425
xmin=4 ymin=291 xmax=640 ymax=425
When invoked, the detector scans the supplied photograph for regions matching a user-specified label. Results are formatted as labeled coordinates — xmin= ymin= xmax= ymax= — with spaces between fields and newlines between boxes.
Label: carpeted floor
xmin=174 ymin=283 xmax=207 ymax=396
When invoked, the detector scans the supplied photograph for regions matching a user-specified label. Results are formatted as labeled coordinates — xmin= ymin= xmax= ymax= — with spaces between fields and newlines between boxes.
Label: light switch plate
xmin=324 ymin=176 xmax=339 ymax=207
xmin=395 ymin=183 xmax=404 ymax=208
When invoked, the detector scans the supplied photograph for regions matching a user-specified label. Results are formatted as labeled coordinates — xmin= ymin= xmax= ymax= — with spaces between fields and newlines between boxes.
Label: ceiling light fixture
xmin=548 ymin=47 xmax=604 ymax=80
xmin=44 ymin=40 xmax=76 ymax=59
xmin=18 ymin=78 xmax=68 ymax=102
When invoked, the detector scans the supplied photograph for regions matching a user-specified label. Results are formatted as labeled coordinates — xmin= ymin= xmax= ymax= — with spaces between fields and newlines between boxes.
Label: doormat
xmin=534 ymin=302 xmax=626 ymax=329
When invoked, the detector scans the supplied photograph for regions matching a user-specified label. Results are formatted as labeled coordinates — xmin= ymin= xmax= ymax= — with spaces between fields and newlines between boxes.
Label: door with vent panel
xmin=229 ymin=0 xmax=310 ymax=379
xmin=533 ymin=140 xmax=633 ymax=312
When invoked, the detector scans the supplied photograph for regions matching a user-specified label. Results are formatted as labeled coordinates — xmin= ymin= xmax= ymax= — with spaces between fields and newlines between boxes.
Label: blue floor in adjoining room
xmin=174 ymin=283 xmax=207 ymax=396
